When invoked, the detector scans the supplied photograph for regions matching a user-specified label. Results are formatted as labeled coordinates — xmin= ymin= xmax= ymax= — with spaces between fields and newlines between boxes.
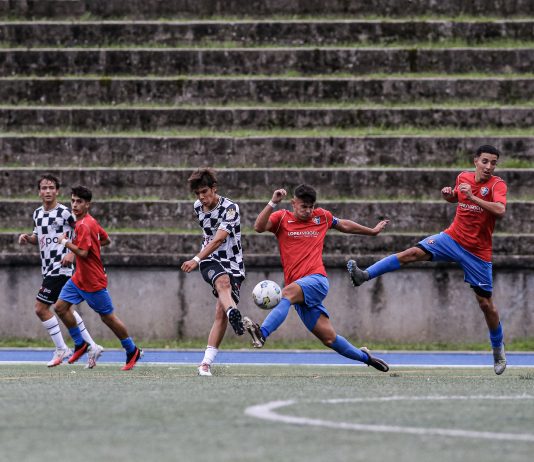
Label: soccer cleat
xmin=67 ymin=341 xmax=89 ymax=364
xmin=198 ymin=363 xmax=212 ymax=377
xmin=243 ymin=316 xmax=265 ymax=348
xmin=361 ymin=347 xmax=389 ymax=372
xmin=227 ymin=308 xmax=244 ymax=336
xmin=47 ymin=347 xmax=72 ymax=367
xmin=85 ymin=344 xmax=104 ymax=369
xmin=347 ymin=259 xmax=369 ymax=287
xmin=493 ymin=344 xmax=507 ymax=375
xmin=121 ymin=347 xmax=143 ymax=371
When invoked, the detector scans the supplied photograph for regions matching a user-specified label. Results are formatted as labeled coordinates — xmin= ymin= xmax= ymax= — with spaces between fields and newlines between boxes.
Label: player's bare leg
xmin=198 ymin=300 xmax=229 ymax=376
xmin=214 ymin=274 xmax=243 ymax=335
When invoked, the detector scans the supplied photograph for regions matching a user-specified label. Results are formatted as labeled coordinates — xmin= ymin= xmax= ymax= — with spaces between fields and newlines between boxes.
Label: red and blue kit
xmin=445 ymin=172 xmax=507 ymax=262
xmin=269 ymin=208 xmax=337 ymax=285
xmin=71 ymin=214 xmax=109 ymax=292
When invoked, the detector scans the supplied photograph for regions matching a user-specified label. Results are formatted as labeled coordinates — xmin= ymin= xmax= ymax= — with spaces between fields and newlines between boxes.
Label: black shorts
xmin=199 ymin=259 xmax=244 ymax=305
xmin=36 ymin=275 xmax=70 ymax=305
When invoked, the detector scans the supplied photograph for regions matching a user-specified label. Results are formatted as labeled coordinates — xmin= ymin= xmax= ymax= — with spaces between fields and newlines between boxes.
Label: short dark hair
xmin=71 ymin=185 xmax=92 ymax=202
xmin=294 ymin=184 xmax=316 ymax=204
xmin=188 ymin=167 xmax=218 ymax=191
xmin=475 ymin=145 xmax=501 ymax=158
xmin=38 ymin=174 xmax=60 ymax=191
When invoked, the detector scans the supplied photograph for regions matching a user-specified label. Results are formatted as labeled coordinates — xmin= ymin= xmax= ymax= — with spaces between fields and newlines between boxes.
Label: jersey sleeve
xmin=492 ymin=180 xmax=507 ymax=205
xmin=453 ymin=173 xmax=462 ymax=194
xmin=218 ymin=203 xmax=239 ymax=234
xmin=98 ymin=224 xmax=110 ymax=243
xmin=323 ymin=209 xmax=337 ymax=228
xmin=75 ymin=223 xmax=92 ymax=251
xmin=268 ymin=210 xmax=284 ymax=234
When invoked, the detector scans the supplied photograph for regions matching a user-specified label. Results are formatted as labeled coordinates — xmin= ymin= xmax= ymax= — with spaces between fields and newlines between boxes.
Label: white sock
xmin=72 ymin=310 xmax=96 ymax=348
xmin=42 ymin=316 xmax=68 ymax=350
xmin=201 ymin=346 xmax=218 ymax=366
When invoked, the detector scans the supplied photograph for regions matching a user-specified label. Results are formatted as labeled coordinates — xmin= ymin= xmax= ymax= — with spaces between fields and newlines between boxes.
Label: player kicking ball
xmin=243 ymin=184 xmax=390 ymax=372
xmin=347 ymin=145 xmax=508 ymax=375
xmin=54 ymin=186 xmax=143 ymax=371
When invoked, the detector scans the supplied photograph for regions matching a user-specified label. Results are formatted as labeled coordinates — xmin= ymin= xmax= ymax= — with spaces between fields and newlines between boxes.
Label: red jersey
xmin=444 ymin=171 xmax=507 ymax=262
xmin=269 ymin=208 xmax=336 ymax=285
xmin=72 ymin=213 xmax=109 ymax=291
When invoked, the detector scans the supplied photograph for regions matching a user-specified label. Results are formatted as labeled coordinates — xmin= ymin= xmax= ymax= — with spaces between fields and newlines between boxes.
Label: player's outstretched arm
xmin=334 ymin=219 xmax=389 ymax=236
xmin=254 ymin=188 xmax=286 ymax=233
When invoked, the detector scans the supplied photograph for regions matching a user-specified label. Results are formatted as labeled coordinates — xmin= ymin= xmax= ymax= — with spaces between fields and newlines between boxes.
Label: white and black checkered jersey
xmin=32 ymin=203 xmax=75 ymax=277
xmin=194 ymin=196 xmax=245 ymax=279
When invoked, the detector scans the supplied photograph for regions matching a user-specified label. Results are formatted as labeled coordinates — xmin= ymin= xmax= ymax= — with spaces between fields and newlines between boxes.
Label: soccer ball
xmin=252 ymin=280 xmax=282 ymax=310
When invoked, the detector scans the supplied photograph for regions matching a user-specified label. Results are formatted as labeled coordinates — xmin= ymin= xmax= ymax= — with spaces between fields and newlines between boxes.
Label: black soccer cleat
xmin=67 ymin=341 xmax=89 ymax=364
xmin=227 ymin=308 xmax=244 ymax=336
xmin=122 ymin=347 xmax=143 ymax=371
xmin=361 ymin=347 xmax=389 ymax=372
xmin=347 ymin=259 xmax=369 ymax=287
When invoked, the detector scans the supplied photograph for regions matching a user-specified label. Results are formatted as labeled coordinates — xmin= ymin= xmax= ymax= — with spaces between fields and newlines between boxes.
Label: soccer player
xmin=347 ymin=145 xmax=508 ymax=375
xmin=18 ymin=174 xmax=102 ymax=368
xmin=181 ymin=168 xmax=246 ymax=377
xmin=243 ymin=184 xmax=390 ymax=372
xmin=54 ymin=186 xmax=143 ymax=371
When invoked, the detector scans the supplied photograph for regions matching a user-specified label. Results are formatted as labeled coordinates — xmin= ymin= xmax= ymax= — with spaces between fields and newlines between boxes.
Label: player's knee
xmin=397 ymin=247 xmax=425 ymax=264
xmin=281 ymin=284 xmax=300 ymax=302
xmin=54 ymin=300 xmax=68 ymax=316
xmin=34 ymin=302 xmax=49 ymax=318
xmin=214 ymin=275 xmax=231 ymax=292
xmin=320 ymin=334 xmax=337 ymax=347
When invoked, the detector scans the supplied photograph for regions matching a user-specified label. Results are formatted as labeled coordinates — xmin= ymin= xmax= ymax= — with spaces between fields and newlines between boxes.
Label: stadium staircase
xmin=2 ymin=0 xmax=534 ymax=272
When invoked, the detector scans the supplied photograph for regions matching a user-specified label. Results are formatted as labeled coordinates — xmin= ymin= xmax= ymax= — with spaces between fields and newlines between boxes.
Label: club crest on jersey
xmin=313 ymin=217 xmax=321 ymax=225
xmin=49 ymin=220 xmax=59 ymax=230
xmin=480 ymin=186 xmax=489 ymax=196
xmin=225 ymin=206 xmax=236 ymax=221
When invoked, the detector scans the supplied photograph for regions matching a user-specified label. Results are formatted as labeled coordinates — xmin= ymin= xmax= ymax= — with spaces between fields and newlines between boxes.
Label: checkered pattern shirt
xmin=32 ymin=204 xmax=75 ymax=277
xmin=194 ymin=196 xmax=245 ymax=279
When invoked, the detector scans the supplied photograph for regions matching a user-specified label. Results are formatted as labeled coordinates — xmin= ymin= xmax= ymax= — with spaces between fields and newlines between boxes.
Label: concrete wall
xmin=2 ymin=265 xmax=531 ymax=343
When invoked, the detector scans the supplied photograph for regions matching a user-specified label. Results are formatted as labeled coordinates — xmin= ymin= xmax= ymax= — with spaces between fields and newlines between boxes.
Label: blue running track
xmin=1 ymin=349 xmax=534 ymax=367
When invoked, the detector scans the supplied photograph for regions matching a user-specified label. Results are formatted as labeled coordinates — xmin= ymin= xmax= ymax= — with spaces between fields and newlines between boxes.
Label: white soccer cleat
xmin=47 ymin=347 xmax=72 ymax=367
xmin=197 ymin=363 xmax=212 ymax=376
xmin=85 ymin=344 xmax=104 ymax=369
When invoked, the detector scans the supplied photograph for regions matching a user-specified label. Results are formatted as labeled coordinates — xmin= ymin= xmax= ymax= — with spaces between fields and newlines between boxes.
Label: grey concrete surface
xmin=1 ymin=265 xmax=531 ymax=342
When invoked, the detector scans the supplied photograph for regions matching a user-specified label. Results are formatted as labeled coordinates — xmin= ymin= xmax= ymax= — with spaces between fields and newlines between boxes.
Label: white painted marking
xmin=245 ymin=396 xmax=534 ymax=442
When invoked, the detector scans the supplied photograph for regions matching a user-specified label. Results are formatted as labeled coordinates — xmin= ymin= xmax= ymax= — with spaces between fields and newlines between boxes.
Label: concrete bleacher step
xmin=4 ymin=199 xmax=533 ymax=233
xmin=2 ymin=47 xmax=534 ymax=76
xmin=2 ymin=0 xmax=533 ymax=19
xmin=2 ymin=20 xmax=534 ymax=47
xmin=2 ymin=135 xmax=533 ymax=168
xmin=3 ymin=106 xmax=534 ymax=131
xmin=2 ymin=77 xmax=534 ymax=105
xmin=2 ymin=232 xmax=533 ymax=268
xmin=2 ymin=168 xmax=533 ymax=200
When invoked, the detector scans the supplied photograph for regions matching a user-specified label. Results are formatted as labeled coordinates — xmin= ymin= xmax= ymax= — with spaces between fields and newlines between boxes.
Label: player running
xmin=243 ymin=184 xmax=390 ymax=372
xmin=347 ymin=145 xmax=508 ymax=374
xmin=54 ymin=186 xmax=142 ymax=371
xmin=18 ymin=174 xmax=102 ymax=368
xmin=181 ymin=168 xmax=246 ymax=377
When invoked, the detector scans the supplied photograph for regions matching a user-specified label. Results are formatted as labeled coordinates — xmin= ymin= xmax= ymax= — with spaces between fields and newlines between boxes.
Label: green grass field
xmin=1 ymin=364 xmax=533 ymax=462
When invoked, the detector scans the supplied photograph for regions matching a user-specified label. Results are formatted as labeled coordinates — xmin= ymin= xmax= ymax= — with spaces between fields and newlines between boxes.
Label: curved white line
xmin=245 ymin=397 xmax=534 ymax=443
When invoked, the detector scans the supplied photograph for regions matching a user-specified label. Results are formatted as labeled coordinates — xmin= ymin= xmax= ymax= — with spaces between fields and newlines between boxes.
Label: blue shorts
xmin=58 ymin=279 xmax=115 ymax=315
xmin=293 ymin=274 xmax=330 ymax=331
xmin=418 ymin=232 xmax=493 ymax=294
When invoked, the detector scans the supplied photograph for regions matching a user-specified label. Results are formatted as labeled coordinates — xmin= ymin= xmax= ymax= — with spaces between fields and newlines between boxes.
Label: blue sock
xmin=68 ymin=326 xmax=84 ymax=347
xmin=489 ymin=323 xmax=504 ymax=348
xmin=330 ymin=335 xmax=369 ymax=364
xmin=120 ymin=337 xmax=136 ymax=354
xmin=261 ymin=298 xmax=291 ymax=338
xmin=367 ymin=254 xmax=401 ymax=280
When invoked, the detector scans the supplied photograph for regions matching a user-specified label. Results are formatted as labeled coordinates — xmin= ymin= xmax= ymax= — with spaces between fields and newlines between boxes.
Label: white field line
xmin=245 ymin=396 xmax=534 ymax=443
